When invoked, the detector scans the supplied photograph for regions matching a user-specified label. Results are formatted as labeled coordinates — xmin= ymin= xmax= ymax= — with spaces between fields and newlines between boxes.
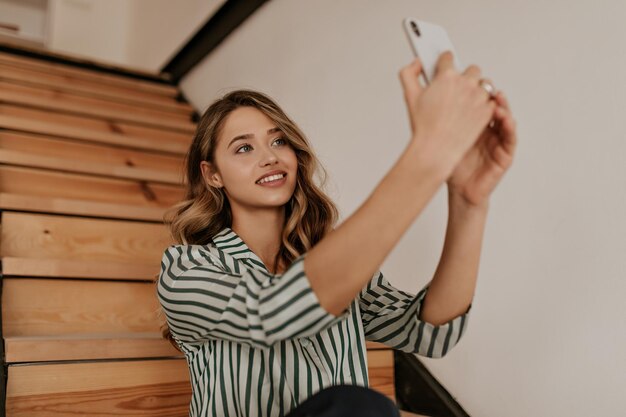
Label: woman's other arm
xmin=418 ymin=190 xmax=488 ymax=325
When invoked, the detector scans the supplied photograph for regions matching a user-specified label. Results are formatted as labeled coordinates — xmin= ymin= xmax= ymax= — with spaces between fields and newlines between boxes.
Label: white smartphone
xmin=402 ymin=18 xmax=463 ymax=85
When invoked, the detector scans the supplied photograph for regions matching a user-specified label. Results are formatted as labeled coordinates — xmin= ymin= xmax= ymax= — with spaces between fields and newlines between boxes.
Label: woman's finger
xmin=495 ymin=91 xmax=512 ymax=111
xmin=494 ymin=105 xmax=510 ymax=120
xmin=433 ymin=50 xmax=455 ymax=78
xmin=399 ymin=57 xmax=424 ymax=99
xmin=462 ymin=64 xmax=482 ymax=81
xmin=494 ymin=106 xmax=517 ymax=153
xmin=494 ymin=93 xmax=516 ymax=135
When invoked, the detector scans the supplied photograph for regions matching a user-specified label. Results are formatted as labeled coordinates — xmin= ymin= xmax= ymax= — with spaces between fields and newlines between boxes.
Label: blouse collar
xmin=212 ymin=227 xmax=272 ymax=274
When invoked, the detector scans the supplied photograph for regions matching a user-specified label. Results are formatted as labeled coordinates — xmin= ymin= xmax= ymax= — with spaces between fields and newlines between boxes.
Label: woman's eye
xmin=236 ymin=137 xmax=287 ymax=154
xmin=236 ymin=144 xmax=252 ymax=153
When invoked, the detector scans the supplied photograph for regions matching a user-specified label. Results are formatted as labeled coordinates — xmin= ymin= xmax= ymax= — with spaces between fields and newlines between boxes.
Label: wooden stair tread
xmin=0 ymin=148 xmax=184 ymax=184
xmin=2 ymin=256 xmax=161 ymax=280
xmin=5 ymin=334 xmax=182 ymax=362
xmin=366 ymin=349 xmax=395 ymax=401
xmin=1 ymin=212 xmax=172 ymax=264
xmin=0 ymin=108 xmax=190 ymax=155
xmin=0 ymin=163 xmax=184 ymax=200
xmin=2 ymin=278 xmax=164 ymax=336
xmin=0 ymin=80 xmax=196 ymax=133
xmin=0 ymin=192 xmax=167 ymax=221
xmin=6 ymin=336 xmax=392 ymax=364
xmin=399 ymin=411 xmax=430 ymax=417
xmin=6 ymin=359 xmax=191 ymax=417
xmin=6 ymin=353 xmax=392 ymax=416
xmin=0 ymin=130 xmax=185 ymax=176
xmin=0 ymin=165 xmax=184 ymax=221
xmin=6 ymin=359 xmax=190 ymax=394
xmin=366 ymin=341 xmax=390 ymax=350
xmin=0 ymin=50 xmax=178 ymax=97
xmin=0 ymin=62 xmax=194 ymax=114
xmin=0 ymin=211 xmax=172 ymax=278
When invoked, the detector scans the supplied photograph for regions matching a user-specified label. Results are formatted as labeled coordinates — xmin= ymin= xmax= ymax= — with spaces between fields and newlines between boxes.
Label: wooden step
xmin=5 ymin=351 xmax=392 ymax=416
xmin=0 ymin=212 xmax=172 ymax=277
xmin=0 ymin=192 xmax=168 ymax=222
xmin=0 ymin=51 xmax=179 ymax=97
xmin=367 ymin=349 xmax=395 ymax=401
xmin=2 ymin=256 xmax=163 ymax=280
xmin=0 ymin=80 xmax=196 ymax=132
xmin=0 ymin=165 xmax=184 ymax=220
xmin=2 ymin=276 xmax=179 ymax=363
xmin=0 ymin=130 xmax=186 ymax=184
xmin=5 ymin=334 xmax=181 ymax=363
xmin=0 ymin=104 xmax=191 ymax=154
xmin=366 ymin=341 xmax=391 ymax=349
xmin=2 ymin=278 xmax=164 ymax=337
xmin=0 ymin=62 xmax=194 ymax=114
xmin=6 ymin=359 xmax=191 ymax=417
xmin=399 ymin=411 xmax=430 ymax=417
xmin=2 ymin=277 xmax=178 ymax=363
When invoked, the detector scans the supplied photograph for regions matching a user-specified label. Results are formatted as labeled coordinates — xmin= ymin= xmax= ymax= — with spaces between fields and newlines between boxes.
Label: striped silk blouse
xmin=157 ymin=227 xmax=471 ymax=417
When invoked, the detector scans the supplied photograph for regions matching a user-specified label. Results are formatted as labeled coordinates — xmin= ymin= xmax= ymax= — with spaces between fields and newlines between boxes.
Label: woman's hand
xmin=445 ymin=78 xmax=518 ymax=207
xmin=399 ymin=52 xmax=498 ymax=177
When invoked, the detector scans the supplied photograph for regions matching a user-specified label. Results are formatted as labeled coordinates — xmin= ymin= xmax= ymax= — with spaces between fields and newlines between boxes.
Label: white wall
xmin=179 ymin=0 xmax=626 ymax=416
xmin=48 ymin=0 xmax=131 ymax=66
xmin=126 ymin=0 xmax=224 ymax=71
xmin=45 ymin=0 xmax=222 ymax=72
xmin=0 ymin=0 xmax=48 ymax=45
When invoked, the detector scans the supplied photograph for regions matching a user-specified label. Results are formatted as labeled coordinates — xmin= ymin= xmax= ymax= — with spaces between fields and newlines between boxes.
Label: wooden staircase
xmin=0 ymin=48 xmax=397 ymax=416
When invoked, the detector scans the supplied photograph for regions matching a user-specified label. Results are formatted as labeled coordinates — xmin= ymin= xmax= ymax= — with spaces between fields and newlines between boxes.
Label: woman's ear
xmin=200 ymin=161 xmax=223 ymax=188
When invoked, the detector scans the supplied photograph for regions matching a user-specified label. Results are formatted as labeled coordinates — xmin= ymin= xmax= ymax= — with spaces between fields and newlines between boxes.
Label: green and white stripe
xmin=157 ymin=227 xmax=470 ymax=417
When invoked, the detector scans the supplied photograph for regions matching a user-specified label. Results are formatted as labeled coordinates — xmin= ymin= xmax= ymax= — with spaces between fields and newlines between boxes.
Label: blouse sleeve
xmin=157 ymin=245 xmax=349 ymax=349
xmin=358 ymin=271 xmax=471 ymax=358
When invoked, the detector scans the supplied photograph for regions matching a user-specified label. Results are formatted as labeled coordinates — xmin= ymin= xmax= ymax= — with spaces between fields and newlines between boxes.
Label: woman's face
xmin=201 ymin=106 xmax=298 ymax=211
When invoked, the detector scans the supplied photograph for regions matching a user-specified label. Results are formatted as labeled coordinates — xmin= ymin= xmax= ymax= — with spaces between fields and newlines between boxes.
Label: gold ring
xmin=479 ymin=79 xmax=497 ymax=99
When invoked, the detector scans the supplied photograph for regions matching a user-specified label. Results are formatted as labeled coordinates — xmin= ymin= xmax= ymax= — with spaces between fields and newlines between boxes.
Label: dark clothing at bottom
xmin=285 ymin=385 xmax=401 ymax=417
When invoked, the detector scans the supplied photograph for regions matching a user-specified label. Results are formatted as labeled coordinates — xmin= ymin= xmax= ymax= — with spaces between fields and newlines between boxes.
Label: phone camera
xmin=410 ymin=21 xmax=421 ymax=37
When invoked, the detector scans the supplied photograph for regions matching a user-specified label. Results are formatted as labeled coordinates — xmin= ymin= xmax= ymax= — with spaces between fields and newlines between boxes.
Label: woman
xmin=157 ymin=51 xmax=517 ymax=417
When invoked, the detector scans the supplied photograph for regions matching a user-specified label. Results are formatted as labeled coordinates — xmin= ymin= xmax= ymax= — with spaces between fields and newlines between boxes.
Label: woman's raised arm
xmin=304 ymin=51 xmax=497 ymax=316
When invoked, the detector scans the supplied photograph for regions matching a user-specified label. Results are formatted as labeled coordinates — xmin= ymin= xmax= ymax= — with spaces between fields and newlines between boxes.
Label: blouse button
xmin=301 ymin=338 xmax=311 ymax=347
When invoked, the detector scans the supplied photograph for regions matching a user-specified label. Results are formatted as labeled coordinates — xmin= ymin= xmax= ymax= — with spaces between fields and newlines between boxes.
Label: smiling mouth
xmin=256 ymin=173 xmax=287 ymax=185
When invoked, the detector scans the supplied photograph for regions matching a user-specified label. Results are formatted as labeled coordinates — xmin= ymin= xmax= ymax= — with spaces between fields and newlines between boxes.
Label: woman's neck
xmin=231 ymin=207 xmax=286 ymax=274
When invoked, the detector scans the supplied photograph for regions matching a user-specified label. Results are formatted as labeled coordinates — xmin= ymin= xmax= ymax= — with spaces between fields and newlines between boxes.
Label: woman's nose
xmin=259 ymin=149 xmax=278 ymax=166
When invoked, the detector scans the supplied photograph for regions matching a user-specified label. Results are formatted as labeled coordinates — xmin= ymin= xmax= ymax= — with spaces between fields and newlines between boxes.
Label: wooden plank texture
xmin=5 ymin=335 xmax=181 ymax=363
xmin=367 ymin=349 xmax=395 ymax=401
xmin=0 ymin=130 xmax=184 ymax=173
xmin=6 ymin=359 xmax=191 ymax=417
xmin=1 ymin=256 xmax=162 ymax=280
xmin=0 ymin=149 xmax=183 ymax=185
xmin=5 ymin=352 xmax=393 ymax=416
xmin=0 ymin=106 xmax=190 ymax=154
xmin=0 ymin=130 xmax=185 ymax=184
xmin=0 ymin=62 xmax=193 ymax=113
xmin=366 ymin=341 xmax=390 ymax=350
xmin=0 ymin=212 xmax=172 ymax=265
xmin=2 ymin=278 xmax=163 ymax=337
xmin=0 ymin=80 xmax=196 ymax=132
xmin=0 ymin=63 xmax=193 ymax=116
xmin=0 ymin=193 xmax=170 ymax=221
xmin=0 ymin=165 xmax=184 ymax=220
xmin=0 ymin=51 xmax=178 ymax=97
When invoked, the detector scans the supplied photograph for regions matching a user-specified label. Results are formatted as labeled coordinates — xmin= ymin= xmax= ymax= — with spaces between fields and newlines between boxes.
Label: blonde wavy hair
xmin=158 ymin=89 xmax=339 ymax=348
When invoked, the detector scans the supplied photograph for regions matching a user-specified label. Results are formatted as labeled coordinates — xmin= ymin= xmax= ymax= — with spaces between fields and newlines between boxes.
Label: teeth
xmin=257 ymin=174 xmax=285 ymax=184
